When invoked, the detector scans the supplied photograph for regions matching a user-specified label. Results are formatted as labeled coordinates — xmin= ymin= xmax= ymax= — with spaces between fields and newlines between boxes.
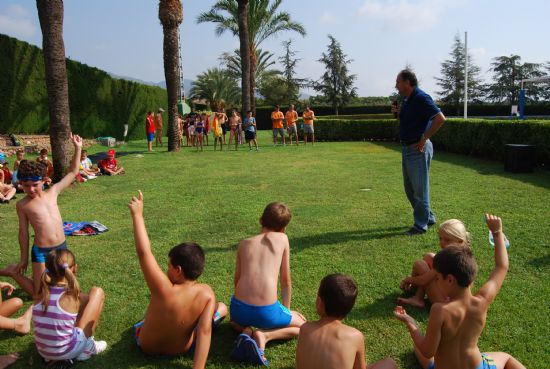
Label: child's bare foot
xmin=0 ymin=264 xmax=18 ymax=277
xmin=252 ymin=329 xmax=267 ymax=351
xmin=0 ymin=353 xmax=19 ymax=369
xmin=14 ymin=306 xmax=32 ymax=334
xmin=397 ymin=296 xmax=425 ymax=308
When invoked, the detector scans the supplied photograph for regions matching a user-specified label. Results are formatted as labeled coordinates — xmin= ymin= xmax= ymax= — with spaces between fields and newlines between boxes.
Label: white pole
xmin=464 ymin=31 xmax=468 ymax=119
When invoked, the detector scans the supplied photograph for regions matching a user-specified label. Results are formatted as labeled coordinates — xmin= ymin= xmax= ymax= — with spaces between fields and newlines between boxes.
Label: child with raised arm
xmin=296 ymin=274 xmax=397 ymax=369
xmin=394 ymin=214 xmax=525 ymax=369
xmin=398 ymin=219 xmax=470 ymax=308
xmin=32 ymin=249 xmax=106 ymax=365
xmin=128 ymin=191 xmax=227 ymax=367
xmin=0 ymin=133 xmax=82 ymax=297
xmin=230 ymin=202 xmax=306 ymax=366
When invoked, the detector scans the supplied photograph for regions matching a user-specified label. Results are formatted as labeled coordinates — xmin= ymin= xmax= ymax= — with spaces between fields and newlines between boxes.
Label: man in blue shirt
xmin=392 ymin=70 xmax=446 ymax=235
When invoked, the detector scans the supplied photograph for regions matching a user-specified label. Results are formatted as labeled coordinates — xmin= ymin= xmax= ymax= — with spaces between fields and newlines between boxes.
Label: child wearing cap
xmin=98 ymin=149 xmax=125 ymax=176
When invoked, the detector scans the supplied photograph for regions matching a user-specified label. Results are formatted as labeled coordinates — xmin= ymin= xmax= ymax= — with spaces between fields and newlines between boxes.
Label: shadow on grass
xmin=373 ymin=142 xmax=550 ymax=190
xmin=88 ymin=150 xmax=147 ymax=162
xmin=528 ymin=253 xmax=550 ymax=268
xmin=289 ymin=226 xmax=408 ymax=253
xmin=351 ymin=291 xmax=430 ymax=323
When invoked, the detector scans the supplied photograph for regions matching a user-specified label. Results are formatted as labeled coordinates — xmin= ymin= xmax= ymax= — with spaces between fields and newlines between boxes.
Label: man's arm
xmin=477 ymin=214 xmax=509 ymax=304
xmin=16 ymin=203 xmax=30 ymax=275
xmin=192 ymin=290 xmax=215 ymax=369
xmin=279 ymin=242 xmax=292 ymax=308
xmin=416 ymin=112 xmax=445 ymax=152
xmin=394 ymin=304 xmax=443 ymax=358
xmin=128 ymin=191 xmax=172 ymax=296
xmin=53 ymin=133 xmax=82 ymax=193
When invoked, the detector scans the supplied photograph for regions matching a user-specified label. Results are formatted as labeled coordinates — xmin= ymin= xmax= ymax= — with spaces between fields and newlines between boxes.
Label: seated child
xmin=79 ymin=150 xmax=100 ymax=179
xmin=398 ymin=219 xmax=470 ymax=308
xmin=0 ymin=172 xmax=16 ymax=203
xmin=0 ymin=153 xmax=13 ymax=184
xmin=98 ymin=149 xmax=124 ymax=176
xmin=230 ymin=202 xmax=306 ymax=366
xmin=32 ymin=249 xmax=107 ymax=364
xmin=11 ymin=150 xmax=25 ymax=190
xmin=297 ymin=274 xmax=397 ymax=369
xmin=0 ymin=281 xmax=32 ymax=334
xmin=128 ymin=191 xmax=227 ymax=367
xmin=0 ymin=133 xmax=82 ymax=297
xmin=394 ymin=214 xmax=525 ymax=369
xmin=36 ymin=148 xmax=54 ymax=179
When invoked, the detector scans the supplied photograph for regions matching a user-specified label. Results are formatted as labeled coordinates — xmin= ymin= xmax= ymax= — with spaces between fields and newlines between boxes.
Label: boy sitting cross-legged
xmin=230 ymin=202 xmax=306 ymax=366
xmin=394 ymin=214 xmax=526 ymax=369
xmin=128 ymin=191 xmax=227 ymax=368
xmin=297 ymin=274 xmax=397 ymax=369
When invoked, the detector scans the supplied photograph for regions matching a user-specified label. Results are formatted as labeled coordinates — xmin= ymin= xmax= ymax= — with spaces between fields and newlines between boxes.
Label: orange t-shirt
xmin=271 ymin=111 xmax=284 ymax=129
xmin=285 ymin=111 xmax=298 ymax=126
xmin=303 ymin=110 xmax=314 ymax=124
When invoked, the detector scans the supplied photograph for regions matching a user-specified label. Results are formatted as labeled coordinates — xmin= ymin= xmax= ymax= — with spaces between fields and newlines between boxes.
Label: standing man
xmin=302 ymin=105 xmax=315 ymax=145
xmin=145 ymin=111 xmax=155 ymax=152
xmin=271 ymin=105 xmax=285 ymax=146
xmin=393 ymin=69 xmax=445 ymax=235
xmin=285 ymin=104 xmax=299 ymax=146
xmin=155 ymin=108 xmax=164 ymax=147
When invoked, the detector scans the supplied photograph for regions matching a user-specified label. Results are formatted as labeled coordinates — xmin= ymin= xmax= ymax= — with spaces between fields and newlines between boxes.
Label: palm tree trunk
xmin=36 ymin=0 xmax=71 ymax=182
xmin=237 ymin=0 xmax=251 ymax=116
xmin=249 ymin=44 xmax=257 ymax=115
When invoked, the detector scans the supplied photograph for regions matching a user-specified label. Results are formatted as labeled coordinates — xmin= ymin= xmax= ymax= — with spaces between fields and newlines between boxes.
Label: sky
xmin=1 ymin=0 xmax=549 ymax=98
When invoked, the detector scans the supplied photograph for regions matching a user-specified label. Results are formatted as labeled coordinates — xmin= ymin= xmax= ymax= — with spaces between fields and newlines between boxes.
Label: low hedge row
xmin=313 ymin=118 xmax=550 ymax=167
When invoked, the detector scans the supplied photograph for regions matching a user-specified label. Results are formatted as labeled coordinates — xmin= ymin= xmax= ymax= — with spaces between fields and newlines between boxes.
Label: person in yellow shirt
xmin=271 ymin=105 xmax=285 ymax=146
xmin=285 ymin=104 xmax=299 ymax=146
xmin=302 ymin=105 xmax=315 ymax=145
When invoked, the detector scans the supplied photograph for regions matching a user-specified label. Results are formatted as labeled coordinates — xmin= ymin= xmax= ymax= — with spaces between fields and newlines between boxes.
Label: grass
xmin=1 ymin=131 xmax=549 ymax=369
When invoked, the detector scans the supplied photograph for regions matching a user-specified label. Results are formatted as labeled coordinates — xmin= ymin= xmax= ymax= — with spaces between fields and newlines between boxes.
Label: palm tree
xmin=219 ymin=48 xmax=280 ymax=86
xmin=190 ymin=68 xmax=240 ymax=111
xmin=197 ymin=0 xmax=306 ymax=113
xmin=159 ymin=0 xmax=183 ymax=151
xmin=36 ymin=0 xmax=71 ymax=182
xmin=237 ymin=0 xmax=251 ymax=116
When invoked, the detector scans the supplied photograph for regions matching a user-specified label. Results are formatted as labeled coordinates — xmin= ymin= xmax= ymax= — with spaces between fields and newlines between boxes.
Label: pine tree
xmin=279 ymin=39 xmax=306 ymax=105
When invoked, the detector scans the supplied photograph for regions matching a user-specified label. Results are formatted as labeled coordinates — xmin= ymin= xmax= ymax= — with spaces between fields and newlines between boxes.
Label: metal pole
xmin=464 ymin=31 xmax=468 ymax=119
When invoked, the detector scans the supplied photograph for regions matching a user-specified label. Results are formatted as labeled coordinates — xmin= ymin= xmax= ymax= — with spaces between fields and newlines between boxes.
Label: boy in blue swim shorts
xmin=394 ymin=214 xmax=526 ymax=369
xmin=230 ymin=202 xmax=306 ymax=366
xmin=0 ymin=133 xmax=83 ymax=298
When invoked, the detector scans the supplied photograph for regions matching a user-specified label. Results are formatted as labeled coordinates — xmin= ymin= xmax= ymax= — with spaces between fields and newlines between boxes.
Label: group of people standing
xmin=271 ymin=104 xmax=316 ymax=146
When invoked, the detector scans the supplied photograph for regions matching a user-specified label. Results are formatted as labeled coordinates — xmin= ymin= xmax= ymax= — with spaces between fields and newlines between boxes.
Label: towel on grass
xmin=63 ymin=221 xmax=108 ymax=236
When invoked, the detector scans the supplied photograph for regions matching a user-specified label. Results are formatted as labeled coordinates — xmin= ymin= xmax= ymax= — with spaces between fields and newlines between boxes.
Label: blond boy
xmin=128 ymin=191 xmax=227 ymax=368
xmin=297 ymin=274 xmax=396 ymax=369
xmin=394 ymin=214 xmax=525 ymax=369
xmin=230 ymin=202 xmax=305 ymax=366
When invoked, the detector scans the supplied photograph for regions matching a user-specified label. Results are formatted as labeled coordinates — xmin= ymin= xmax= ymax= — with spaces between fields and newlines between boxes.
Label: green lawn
xmin=1 ymin=131 xmax=549 ymax=369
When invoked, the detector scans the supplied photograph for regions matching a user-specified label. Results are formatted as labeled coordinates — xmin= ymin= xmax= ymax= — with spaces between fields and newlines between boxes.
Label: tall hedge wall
xmin=312 ymin=118 xmax=550 ymax=167
xmin=0 ymin=33 xmax=167 ymax=140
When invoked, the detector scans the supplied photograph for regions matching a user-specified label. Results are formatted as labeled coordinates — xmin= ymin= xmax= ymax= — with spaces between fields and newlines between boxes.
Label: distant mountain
xmin=109 ymin=73 xmax=194 ymax=97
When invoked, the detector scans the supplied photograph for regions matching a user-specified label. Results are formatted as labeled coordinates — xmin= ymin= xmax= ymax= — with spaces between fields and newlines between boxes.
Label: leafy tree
xmin=219 ymin=48 xmax=280 ymax=89
xmin=258 ymin=75 xmax=288 ymax=106
xmin=159 ymin=0 xmax=183 ymax=151
xmin=190 ymin=68 xmax=240 ymax=111
xmin=36 ymin=0 xmax=72 ymax=181
xmin=487 ymin=55 xmax=544 ymax=104
xmin=314 ymin=35 xmax=357 ymax=115
xmin=435 ymin=33 xmax=483 ymax=115
xmin=197 ymin=0 xmax=306 ymax=113
xmin=237 ymin=0 xmax=251 ymax=115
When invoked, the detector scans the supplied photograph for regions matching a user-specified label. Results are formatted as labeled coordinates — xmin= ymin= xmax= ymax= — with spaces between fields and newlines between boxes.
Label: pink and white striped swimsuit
xmin=32 ymin=286 xmax=78 ymax=360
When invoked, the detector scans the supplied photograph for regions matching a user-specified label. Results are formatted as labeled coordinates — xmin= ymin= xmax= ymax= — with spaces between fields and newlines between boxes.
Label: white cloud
xmin=320 ymin=11 xmax=337 ymax=24
xmin=0 ymin=4 xmax=36 ymax=38
xmin=357 ymin=0 xmax=467 ymax=32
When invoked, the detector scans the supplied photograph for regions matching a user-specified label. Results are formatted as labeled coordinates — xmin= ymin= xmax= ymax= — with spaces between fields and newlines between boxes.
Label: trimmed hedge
xmin=0 ymin=33 xmax=167 ymax=140
xmin=313 ymin=118 xmax=550 ymax=167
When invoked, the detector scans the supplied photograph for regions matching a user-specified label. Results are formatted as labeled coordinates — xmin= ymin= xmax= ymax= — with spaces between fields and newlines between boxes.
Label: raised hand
xmin=128 ymin=191 xmax=144 ymax=217
xmin=485 ymin=214 xmax=503 ymax=234
xmin=69 ymin=132 xmax=83 ymax=148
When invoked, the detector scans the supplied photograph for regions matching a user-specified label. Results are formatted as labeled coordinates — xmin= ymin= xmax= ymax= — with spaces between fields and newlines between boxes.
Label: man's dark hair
xmin=260 ymin=202 xmax=291 ymax=231
xmin=398 ymin=69 xmax=418 ymax=87
xmin=318 ymin=274 xmax=358 ymax=318
xmin=275 ymin=105 xmax=280 ymax=109
xmin=433 ymin=245 xmax=477 ymax=287
xmin=18 ymin=160 xmax=47 ymax=178
xmin=168 ymin=242 xmax=205 ymax=281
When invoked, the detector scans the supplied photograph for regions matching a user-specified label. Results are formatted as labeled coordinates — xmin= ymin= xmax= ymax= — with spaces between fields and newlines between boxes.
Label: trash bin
xmin=504 ymin=144 xmax=536 ymax=173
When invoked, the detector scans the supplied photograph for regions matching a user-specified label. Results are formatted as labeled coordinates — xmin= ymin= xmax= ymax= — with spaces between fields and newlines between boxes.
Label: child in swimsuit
xmin=195 ymin=116 xmax=204 ymax=152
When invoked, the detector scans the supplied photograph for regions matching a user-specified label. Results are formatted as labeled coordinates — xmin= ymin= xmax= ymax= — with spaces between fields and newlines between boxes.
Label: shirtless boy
xmin=394 ymin=214 xmax=525 ymax=369
xmin=297 ymin=274 xmax=396 ymax=369
xmin=128 ymin=191 xmax=227 ymax=367
xmin=230 ymin=202 xmax=306 ymax=366
xmin=0 ymin=133 xmax=82 ymax=297
xmin=227 ymin=109 xmax=241 ymax=151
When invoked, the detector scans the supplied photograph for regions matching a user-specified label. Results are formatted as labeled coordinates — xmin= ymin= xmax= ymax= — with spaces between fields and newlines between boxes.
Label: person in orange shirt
xmin=285 ymin=105 xmax=299 ymax=146
xmin=271 ymin=105 xmax=285 ymax=146
xmin=302 ymin=105 xmax=315 ymax=145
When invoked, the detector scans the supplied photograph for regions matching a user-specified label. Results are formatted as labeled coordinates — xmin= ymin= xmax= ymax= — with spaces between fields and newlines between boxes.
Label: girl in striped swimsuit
xmin=32 ymin=249 xmax=107 ymax=364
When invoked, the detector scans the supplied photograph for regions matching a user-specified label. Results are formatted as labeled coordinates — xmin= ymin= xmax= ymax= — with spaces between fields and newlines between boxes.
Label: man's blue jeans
xmin=402 ymin=140 xmax=435 ymax=231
